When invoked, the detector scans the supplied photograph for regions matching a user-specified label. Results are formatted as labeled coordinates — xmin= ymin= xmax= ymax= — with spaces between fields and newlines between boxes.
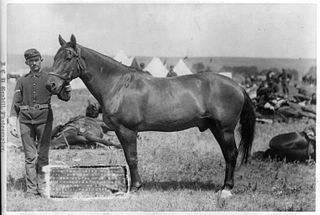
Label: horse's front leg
xmin=115 ymin=125 xmax=142 ymax=191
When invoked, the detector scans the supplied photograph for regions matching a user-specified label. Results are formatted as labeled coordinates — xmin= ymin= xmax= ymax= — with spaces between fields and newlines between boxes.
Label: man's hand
xmin=64 ymin=84 xmax=72 ymax=92
xmin=57 ymin=84 xmax=72 ymax=101
xmin=8 ymin=116 xmax=19 ymax=138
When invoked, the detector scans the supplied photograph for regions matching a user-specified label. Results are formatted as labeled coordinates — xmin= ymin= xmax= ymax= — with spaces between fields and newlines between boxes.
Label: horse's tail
xmin=239 ymin=89 xmax=256 ymax=164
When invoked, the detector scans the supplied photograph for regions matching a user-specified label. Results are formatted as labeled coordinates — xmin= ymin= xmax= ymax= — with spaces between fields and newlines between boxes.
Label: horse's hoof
xmin=130 ymin=182 xmax=142 ymax=193
xmin=218 ymin=189 xmax=232 ymax=198
xmin=130 ymin=186 xmax=141 ymax=193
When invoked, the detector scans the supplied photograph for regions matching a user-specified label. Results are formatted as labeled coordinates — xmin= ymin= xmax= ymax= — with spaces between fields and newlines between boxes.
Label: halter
xmin=49 ymin=46 xmax=86 ymax=82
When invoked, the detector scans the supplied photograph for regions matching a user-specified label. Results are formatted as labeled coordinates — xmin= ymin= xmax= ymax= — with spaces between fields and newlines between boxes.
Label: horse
xmin=46 ymin=34 xmax=256 ymax=198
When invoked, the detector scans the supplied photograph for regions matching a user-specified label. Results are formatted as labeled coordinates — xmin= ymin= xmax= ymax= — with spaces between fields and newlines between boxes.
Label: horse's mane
xmin=79 ymin=44 xmax=149 ymax=76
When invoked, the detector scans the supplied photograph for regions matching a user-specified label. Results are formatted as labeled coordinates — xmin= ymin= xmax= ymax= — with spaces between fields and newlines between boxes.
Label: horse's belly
xmin=139 ymin=119 xmax=204 ymax=132
xmin=139 ymin=107 xmax=206 ymax=131
xmin=136 ymin=87 xmax=209 ymax=131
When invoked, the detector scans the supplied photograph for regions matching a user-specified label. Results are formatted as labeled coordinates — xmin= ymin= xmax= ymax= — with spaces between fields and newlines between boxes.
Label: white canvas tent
xmin=70 ymin=78 xmax=86 ymax=89
xmin=174 ymin=59 xmax=192 ymax=76
xmin=144 ymin=57 xmax=168 ymax=77
xmin=218 ymin=72 xmax=233 ymax=79
xmin=113 ymin=50 xmax=131 ymax=66
xmin=114 ymin=50 xmax=140 ymax=69
xmin=128 ymin=56 xmax=140 ymax=69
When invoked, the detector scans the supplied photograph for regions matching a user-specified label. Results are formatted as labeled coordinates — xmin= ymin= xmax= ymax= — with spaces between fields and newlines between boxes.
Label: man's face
xmin=26 ymin=56 xmax=42 ymax=72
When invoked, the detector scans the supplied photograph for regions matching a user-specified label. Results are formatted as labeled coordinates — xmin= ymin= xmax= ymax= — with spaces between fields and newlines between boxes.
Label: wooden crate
xmin=46 ymin=149 xmax=129 ymax=198
xmin=44 ymin=165 xmax=129 ymax=198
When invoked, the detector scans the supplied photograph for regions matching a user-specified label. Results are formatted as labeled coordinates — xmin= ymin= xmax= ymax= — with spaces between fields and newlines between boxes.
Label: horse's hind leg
xmin=209 ymin=123 xmax=238 ymax=197
xmin=115 ymin=125 xmax=142 ymax=191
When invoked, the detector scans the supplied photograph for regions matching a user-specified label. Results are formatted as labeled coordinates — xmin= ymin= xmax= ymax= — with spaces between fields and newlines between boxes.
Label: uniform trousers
xmin=19 ymin=121 xmax=52 ymax=194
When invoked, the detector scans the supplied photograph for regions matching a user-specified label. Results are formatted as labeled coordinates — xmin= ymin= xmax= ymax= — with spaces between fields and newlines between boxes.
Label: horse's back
xmin=102 ymin=71 xmax=246 ymax=131
xmin=122 ymin=72 xmax=245 ymax=130
xmin=145 ymin=72 xmax=243 ymax=96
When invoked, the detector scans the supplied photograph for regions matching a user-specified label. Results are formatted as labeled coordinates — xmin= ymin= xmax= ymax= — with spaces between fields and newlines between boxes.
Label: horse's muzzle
xmin=46 ymin=81 xmax=56 ymax=94
xmin=46 ymin=78 xmax=63 ymax=95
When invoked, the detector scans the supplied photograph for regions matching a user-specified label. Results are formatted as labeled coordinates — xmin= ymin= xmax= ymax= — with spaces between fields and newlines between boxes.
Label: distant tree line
xmin=192 ymin=64 xmax=302 ymax=81
xmin=219 ymin=66 xmax=259 ymax=77
xmin=192 ymin=63 xmax=205 ymax=73
xmin=7 ymin=66 xmax=53 ymax=80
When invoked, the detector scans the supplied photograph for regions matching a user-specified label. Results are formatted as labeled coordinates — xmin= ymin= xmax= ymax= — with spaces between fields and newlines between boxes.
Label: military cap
xmin=24 ymin=48 xmax=42 ymax=60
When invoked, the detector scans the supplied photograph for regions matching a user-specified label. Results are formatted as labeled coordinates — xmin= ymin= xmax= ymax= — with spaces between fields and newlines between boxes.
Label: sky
xmin=6 ymin=3 xmax=317 ymax=59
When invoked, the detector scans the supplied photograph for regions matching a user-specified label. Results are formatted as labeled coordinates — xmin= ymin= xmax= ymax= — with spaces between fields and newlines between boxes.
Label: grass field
xmin=5 ymin=81 xmax=316 ymax=212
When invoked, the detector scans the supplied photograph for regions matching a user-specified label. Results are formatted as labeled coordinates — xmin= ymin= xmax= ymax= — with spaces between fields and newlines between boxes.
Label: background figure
xmin=266 ymin=70 xmax=279 ymax=94
xmin=279 ymin=69 xmax=290 ymax=96
xmin=243 ymin=75 xmax=252 ymax=88
xmin=140 ymin=62 xmax=145 ymax=71
xmin=166 ymin=65 xmax=177 ymax=77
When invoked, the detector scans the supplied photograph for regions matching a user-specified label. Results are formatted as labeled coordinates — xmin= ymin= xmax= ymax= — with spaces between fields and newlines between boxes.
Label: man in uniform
xmin=279 ymin=69 xmax=290 ymax=96
xmin=166 ymin=65 xmax=177 ymax=77
xmin=8 ymin=48 xmax=71 ymax=198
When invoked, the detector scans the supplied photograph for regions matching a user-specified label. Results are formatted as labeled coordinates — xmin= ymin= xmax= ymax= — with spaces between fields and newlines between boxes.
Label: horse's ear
xmin=70 ymin=34 xmax=77 ymax=49
xmin=58 ymin=35 xmax=66 ymax=46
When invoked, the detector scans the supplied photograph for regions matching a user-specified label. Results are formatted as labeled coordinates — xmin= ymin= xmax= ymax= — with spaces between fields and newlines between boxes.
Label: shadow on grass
xmin=141 ymin=181 xmax=221 ymax=192
xmin=7 ymin=176 xmax=27 ymax=192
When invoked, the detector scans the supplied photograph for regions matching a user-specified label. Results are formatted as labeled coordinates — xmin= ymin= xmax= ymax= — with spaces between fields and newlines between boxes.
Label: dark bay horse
xmin=46 ymin=35 xmax=256 ymax=198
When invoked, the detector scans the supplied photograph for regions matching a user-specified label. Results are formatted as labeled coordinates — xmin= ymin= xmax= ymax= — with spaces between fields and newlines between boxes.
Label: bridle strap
xmin=75 ymin=47 xmax=86 ymax=71
xmin=48 ymin=72 xmax=72 ymax=81
xmin=49 ymin=46 xmax=86 ymax=82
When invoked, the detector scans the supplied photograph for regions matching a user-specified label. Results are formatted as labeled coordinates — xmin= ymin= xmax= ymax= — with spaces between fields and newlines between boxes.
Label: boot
xmin=37 ymin=173 xmax=48 ymax=198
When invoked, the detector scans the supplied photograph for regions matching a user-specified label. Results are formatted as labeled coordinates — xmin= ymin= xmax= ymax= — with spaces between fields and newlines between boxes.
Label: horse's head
xmin=46 ymin=34 xmax=86 ymax=95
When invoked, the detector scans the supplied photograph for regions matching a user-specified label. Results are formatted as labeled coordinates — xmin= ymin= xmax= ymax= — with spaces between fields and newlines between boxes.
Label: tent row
xmin=8 ymin=50 xmax=194 ymax=89
xmin=113 ymin=50 xmax=193 ymax=78
xmin=73 ymin=53 xmax=194 ymax=88
xmin=113 ymin=50 xmax=140 ymax=69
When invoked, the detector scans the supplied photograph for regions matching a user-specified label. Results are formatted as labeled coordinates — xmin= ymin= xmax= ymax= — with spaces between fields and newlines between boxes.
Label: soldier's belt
xmin=19 ymin=104 xmax=51 ymax=110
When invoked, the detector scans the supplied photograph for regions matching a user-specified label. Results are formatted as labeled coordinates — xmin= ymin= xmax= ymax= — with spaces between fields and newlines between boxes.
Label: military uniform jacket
xmin=10 ymin=70 xmax=53 ymax=124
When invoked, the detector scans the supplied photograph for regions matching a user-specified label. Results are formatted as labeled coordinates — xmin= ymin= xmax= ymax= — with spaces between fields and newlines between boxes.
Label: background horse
xmin=51 ymin=101 xmax=119 ymax=149
xmin=46 ymin=34 xmax=256 ymax=198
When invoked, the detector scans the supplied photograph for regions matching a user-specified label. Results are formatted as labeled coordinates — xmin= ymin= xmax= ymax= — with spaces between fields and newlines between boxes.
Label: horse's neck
xmin=82 ymin=46 xmax=120 ymax=74
xmin=79 ymin=47 xmax=125 ymax=102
